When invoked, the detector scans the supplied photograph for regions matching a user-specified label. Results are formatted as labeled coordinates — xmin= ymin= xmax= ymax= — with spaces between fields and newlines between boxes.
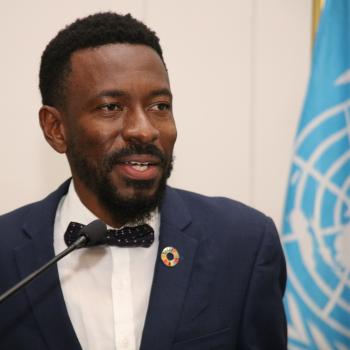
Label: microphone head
xmin=80 ymin=220 xmax=107 ymax=246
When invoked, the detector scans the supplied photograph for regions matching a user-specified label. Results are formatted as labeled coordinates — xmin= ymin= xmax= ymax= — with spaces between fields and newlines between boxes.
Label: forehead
xmin=67 ymin=43 xmax=169 ymax=96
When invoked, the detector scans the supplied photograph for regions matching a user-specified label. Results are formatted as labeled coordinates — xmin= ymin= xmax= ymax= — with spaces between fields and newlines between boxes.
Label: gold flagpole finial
xmin=312 ymin=0 xmax=325 ymax=46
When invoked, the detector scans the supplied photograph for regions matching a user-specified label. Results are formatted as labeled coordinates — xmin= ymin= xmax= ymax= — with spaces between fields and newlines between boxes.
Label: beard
xmin=67 ymin=141 xmax=173 ymax=225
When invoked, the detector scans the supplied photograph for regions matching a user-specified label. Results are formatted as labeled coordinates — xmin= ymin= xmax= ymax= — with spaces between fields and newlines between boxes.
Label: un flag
xmin=282 ymin=1 xmax=350 ymax=349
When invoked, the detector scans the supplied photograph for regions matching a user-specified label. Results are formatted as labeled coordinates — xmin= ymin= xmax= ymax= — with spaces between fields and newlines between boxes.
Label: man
xmin=0 ymin=12 xmax=287 ymax=350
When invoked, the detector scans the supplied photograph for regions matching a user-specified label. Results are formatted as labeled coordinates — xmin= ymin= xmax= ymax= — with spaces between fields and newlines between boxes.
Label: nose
xmin=121 ymin=107 xmax=159 ymax=144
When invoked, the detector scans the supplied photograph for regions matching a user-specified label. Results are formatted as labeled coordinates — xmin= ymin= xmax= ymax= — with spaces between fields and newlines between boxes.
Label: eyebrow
xmin=95 ymin=88 xmax=172 ymax=100
xmin=96 ymin=90 xmax=127 ymax=98
xmin=148 ymin=88 xmax=172 ymax=99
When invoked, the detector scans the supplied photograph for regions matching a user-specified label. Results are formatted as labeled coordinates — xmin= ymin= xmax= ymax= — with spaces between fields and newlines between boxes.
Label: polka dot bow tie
xmin=64 ymin=221 xmax=154 ymax=248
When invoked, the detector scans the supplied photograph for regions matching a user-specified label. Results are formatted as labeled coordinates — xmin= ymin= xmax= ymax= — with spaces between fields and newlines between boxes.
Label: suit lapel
xmin=14 ymin=181 xmax=81 ymax=350
xmin=141 ymin=187 xmax=214 ymax=350
xmin=13 ymin=183 xmax=216 ymax=350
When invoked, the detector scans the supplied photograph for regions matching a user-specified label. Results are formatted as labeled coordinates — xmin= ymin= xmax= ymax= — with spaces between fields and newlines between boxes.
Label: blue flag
xmin=282 ymin=1 xmax=350 ymax=349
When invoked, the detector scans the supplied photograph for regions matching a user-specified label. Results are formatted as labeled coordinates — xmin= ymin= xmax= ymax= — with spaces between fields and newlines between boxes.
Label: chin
xmin=122 ymin=177 xmax=159 ymax=193
xmin=98 ymin=178 xmax=166 ymax=225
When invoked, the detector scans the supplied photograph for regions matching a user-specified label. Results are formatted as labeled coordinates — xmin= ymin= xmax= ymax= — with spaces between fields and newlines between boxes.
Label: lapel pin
xmin=161 ymin=246 xmax=180 ymax=267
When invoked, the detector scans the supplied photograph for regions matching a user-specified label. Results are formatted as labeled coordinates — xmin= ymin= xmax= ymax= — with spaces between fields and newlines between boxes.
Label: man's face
xmin=60 ymin=43 xmax=177 ymax=225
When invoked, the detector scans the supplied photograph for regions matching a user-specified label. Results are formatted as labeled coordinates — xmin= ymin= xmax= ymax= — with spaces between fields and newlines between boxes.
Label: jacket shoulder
xmin=172 ymin=187 xmax=269 ymax=227
xmin=0 ymin=180 xmax=70 ymax=241
xmin=0 ymin=202 xmax=37 ymax=227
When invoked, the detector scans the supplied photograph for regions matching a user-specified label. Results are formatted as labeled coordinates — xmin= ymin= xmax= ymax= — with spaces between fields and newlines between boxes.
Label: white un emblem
xmin=282 ymin=69 xmax=350 ymax=349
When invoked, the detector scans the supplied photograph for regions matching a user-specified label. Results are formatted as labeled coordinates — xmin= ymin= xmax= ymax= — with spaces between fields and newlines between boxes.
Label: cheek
xmin=72 ymin=121 xmax=122 ymax=157
xmin=160 ymin=121 xmax=177 ymax=152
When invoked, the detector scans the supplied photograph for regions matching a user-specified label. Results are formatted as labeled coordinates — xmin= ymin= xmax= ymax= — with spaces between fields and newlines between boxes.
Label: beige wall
xmin=0 ymin=0 xmax=311 ymax=229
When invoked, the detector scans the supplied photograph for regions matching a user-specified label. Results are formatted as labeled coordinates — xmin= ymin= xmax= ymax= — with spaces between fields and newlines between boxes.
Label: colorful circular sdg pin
xmin=161 ymin=247 xmax=180 ymax=267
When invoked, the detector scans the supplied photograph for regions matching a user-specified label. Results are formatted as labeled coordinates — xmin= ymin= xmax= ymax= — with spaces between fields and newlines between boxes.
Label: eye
xmin=149 ymin=103 xmax=171 ymax=112
xmin=99 ymin=103 xmax=123 ymax=112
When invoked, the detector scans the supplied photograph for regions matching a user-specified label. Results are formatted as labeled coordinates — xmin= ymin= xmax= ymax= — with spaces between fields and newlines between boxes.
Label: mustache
xmin=103 ymin=144 xmax=167 ymax=172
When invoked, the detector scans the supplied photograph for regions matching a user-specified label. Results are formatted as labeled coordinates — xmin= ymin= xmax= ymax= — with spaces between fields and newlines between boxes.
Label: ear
xmin=39 ymin=105 xmax=67 ymax=154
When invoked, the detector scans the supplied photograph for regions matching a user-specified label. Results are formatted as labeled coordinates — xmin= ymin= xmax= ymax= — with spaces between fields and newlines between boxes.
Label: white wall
xmin=0 ymin=0 xmax=311 ymax=229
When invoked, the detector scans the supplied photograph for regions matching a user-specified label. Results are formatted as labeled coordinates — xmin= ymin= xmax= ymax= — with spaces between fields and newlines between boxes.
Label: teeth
xmin=128 ymin=161 xmax=149 ymax=166
xmin=132 ymin=164 xmax=148 ymax=171
xmin=126 ymin=161 xmax=150 ymax=172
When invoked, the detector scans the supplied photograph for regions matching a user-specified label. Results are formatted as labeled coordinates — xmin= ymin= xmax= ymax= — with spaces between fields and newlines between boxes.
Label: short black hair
xmin=39 ymin=12 xmax=164 ymax=107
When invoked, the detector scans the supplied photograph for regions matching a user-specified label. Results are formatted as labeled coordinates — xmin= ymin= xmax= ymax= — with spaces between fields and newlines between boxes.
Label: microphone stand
xmin=0 ymin=235 xmax=87 ymax=304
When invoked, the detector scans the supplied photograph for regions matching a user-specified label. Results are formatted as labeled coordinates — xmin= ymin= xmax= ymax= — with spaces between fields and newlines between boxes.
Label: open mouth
xmin=124 ymin=161 xmax=156 ymax=172
xmin=115 ymin=156 xmax=162 ymax=180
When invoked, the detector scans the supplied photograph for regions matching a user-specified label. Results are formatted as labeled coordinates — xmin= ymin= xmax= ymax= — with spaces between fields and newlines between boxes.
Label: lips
xmin=126 ymin=161 xmax=152 ymax=172
xmin=116 ymin=155 xmax=162 ymax=180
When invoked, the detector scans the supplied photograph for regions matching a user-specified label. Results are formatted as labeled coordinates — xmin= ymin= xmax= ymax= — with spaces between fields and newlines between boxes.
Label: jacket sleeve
xmin=237 ymin=217 xmax=287 ymax=349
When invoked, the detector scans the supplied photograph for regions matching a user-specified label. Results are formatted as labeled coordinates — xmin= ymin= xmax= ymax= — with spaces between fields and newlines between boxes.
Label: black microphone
xmin=0 ymin=219 xmax=107 ymax=304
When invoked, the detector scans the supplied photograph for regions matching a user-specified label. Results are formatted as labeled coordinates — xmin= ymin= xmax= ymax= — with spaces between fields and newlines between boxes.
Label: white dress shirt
xmin=53 ymin=182 xmax=160 ymax=350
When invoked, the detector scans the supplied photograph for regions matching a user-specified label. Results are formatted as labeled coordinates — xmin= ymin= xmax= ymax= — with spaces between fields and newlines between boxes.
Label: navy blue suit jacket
xmin=0 ymin=181 xmax=287 ymax=349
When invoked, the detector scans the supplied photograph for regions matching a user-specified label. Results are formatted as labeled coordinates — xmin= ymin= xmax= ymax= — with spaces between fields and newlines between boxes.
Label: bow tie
xmin=64 ymin=221 xmax=154 ymax=248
